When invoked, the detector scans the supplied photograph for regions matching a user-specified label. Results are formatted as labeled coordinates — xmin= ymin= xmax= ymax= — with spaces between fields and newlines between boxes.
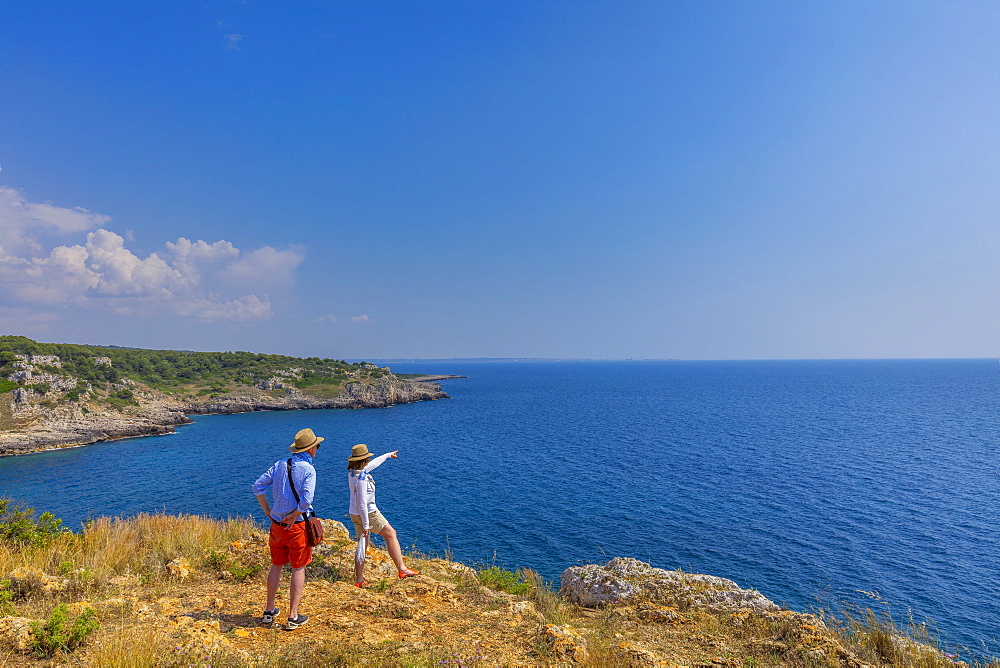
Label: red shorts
xmin=269 ymin=521 xmax=312 ymax=569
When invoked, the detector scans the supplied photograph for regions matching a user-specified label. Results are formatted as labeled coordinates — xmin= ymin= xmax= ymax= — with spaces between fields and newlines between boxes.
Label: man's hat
xmin=289 ymin=428 xmax=324 ymax=453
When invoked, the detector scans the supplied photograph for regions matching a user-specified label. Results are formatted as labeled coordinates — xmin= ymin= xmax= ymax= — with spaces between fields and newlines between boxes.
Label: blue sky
xmin=1 ymin=1 xmax=996 ymax=359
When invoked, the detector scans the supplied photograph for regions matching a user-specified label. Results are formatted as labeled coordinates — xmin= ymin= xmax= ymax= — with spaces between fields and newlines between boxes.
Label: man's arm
xmin=252 ymin=467 xmax=274 ymax=521
xmin=255 ymin=494 xmax=272 ymax=521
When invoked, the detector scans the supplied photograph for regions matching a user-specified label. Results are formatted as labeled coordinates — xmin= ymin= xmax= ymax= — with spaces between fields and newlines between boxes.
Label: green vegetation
xmin=29 ymin=603 xmax=99 ymax=657
xmin=206 ymin=549 xmax=263 ymax=581
xmin=0 ymin=579 xmax=13 ymax=615
xmin=0 ymin=336 xmax=392 ymax=410
xmin=0 ymin=498 xmax=68 ymax=547
xmin=477 ymin=566 xmax=531 ymax=596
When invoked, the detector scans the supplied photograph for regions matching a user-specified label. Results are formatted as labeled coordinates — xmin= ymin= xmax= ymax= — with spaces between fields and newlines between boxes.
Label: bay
xmin=1 ymin=359 xmax=998 ymax=657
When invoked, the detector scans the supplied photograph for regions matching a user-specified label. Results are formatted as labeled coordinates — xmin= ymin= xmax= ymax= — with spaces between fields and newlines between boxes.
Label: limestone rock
xmin=186 ymin=378 xmax=447 ymax=415
xmin=636 ymin=603 xmax=682 ymax=623
xmin=6 ymin=567 xmax=70 ymax=598
xmin=418 ymin=558 xmax=477 ymax=580
xmin=166 ymin=557 xmax=194 ymax=579
xmin=22 ymin=354 xmax=62 ymax=368
xmin=66 ymin=601 xmax=94 ymax=616
xmin=507 ymin=600 xmax=542 ymax=620
xmin=0 ymin=616 xmax=34 ymax=651
xmin=614 ymin=642 xmax=669 ymax=667
xmin=540 ymin=624 xmax=589 ymax=663
xmin=170 ymin=615 xmax=229 ymax=652
xmin=560 ymin=557 xmax=779 ymax=612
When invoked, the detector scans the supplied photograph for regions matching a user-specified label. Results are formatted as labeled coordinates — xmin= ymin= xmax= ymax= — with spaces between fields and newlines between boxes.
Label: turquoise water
xmin=1 ymin=359 xmax=998 ymax=657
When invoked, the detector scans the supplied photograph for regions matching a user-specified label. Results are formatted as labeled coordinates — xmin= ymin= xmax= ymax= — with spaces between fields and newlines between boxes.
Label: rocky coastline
xmin=0 ymin=377 xmax=448 ymax=457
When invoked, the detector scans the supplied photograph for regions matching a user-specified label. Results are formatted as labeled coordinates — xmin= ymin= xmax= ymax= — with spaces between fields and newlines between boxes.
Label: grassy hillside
xmin=0 ymin=336 xmax=392 ymax=408
xmin=0 ymin=501 xmax=992 ymax=667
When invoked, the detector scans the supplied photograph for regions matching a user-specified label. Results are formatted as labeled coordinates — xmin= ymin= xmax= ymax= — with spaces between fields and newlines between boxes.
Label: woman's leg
xmin=351 ymin=514 xmax=366 ymax=584
xmin=377 ymin=522 xmax=407 ymax=572
xmin=354 ymin=537 xmax=366 ymax=584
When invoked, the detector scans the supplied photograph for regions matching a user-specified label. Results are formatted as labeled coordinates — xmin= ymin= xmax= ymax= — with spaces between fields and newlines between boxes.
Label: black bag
xmin=286 ymin=458 xmax=324 ymax=547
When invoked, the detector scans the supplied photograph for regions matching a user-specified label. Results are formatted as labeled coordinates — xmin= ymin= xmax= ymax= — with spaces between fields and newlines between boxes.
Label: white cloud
xmin=224 ymin=34 xmax=244 ymax=50
xmin=0 ymin=185 xmax=109 ymax=254
xmin=220 ymin=245 xmax=304 ymax=290
xmin=352 ymin=314 xmax=375 ymax=324
xmin=174 ymin=294 xmax=272 ymax=321
xmin=0 ymin=186 xmax=303 ymax=323
xmin=165 ymin=237 xmax=239 ymax=289
xmin=313 ymin=314 xmax=338 ymax=324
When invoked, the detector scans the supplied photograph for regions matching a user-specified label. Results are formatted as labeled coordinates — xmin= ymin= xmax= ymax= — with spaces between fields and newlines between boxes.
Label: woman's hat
xmin=348 ymin=443 xmax=372 ymax=461
xmin=289 ymin=428 xmax=324 ymax=453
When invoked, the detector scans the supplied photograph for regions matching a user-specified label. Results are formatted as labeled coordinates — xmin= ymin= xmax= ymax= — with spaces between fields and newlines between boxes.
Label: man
xmin=252 ymin=427 xmax=323 ymax=630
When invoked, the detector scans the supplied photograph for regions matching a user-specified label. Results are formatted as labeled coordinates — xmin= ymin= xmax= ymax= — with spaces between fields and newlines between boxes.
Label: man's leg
xmin=265 ymin=564 xmax=283 ymax=611
xmin=289 ymin=566 xmax=306 ymax=618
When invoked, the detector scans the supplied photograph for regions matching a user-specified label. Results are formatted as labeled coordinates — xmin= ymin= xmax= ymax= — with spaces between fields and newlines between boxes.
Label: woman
xmin=347 ymin=443 xmax=420 ymax=586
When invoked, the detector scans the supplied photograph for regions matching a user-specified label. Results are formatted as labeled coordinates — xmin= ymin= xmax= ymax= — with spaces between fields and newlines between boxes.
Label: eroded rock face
xmin=0 ymin=616 xmax=34 ymax=651
xmin=540 ymin=624 xmax=589 ymax=663
xmin=560 ymin=557 xmax=780 ymax=612
xmin=186 ymin=379 xmax=447 ymax=415
xmin=0 ymin=399 xmax=192 ymax=456
xmin=167 ymin=557 xmax=194 ymax=579
xmin=0 ymin=377 xmax=447 ymax=456
xmin=6 ymin=567 xmax=70 ymax=598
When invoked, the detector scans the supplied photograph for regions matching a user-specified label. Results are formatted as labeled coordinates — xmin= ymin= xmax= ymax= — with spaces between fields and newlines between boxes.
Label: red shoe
xmin=398 ymin=568 xmax=419 ymax=579
xmin=355 ymin=581 xmax=370 ymax=588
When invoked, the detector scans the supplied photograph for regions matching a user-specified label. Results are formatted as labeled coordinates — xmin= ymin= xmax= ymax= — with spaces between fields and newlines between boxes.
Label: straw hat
xmin=348 ymin=443 xmax=373 ymax=462
xmin=289 ymin=428 xmax=324 ymax=453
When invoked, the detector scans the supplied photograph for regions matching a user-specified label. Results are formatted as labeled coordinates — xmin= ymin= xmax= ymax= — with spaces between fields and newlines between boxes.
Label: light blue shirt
xmin=252 ymin=451 xmax=316 ymax=523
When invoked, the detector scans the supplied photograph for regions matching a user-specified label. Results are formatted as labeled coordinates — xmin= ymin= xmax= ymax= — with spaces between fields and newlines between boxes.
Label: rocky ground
xmin=0 ymin=517 xmax=966 ymax=667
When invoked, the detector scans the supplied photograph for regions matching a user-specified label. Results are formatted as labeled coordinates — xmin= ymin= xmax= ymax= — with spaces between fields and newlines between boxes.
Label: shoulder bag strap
xmin=286 ymin=457 xmax=301 ymax=503
xmin=286 ymin=457 xmax=311 ymax=517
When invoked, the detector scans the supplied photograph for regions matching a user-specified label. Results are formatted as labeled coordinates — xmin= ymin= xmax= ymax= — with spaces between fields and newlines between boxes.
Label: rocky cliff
xmin=185 ymin=378 xmax=447 ymax=415
xmin=0 ymin=354 xmax=448 ymax=456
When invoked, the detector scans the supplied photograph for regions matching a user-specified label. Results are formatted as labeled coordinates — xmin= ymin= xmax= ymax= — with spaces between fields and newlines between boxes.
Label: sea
xmin=1 ymin=359 xmax=997 ymax=658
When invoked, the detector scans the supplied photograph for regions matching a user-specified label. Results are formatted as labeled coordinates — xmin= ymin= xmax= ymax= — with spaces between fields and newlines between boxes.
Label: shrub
xmin=0 ymin=579 xmax=13 ymax=614
xmin=477 ymin=566 xmax=530 ymax=596
xmin=206 ymin=549 xmax=263 ymax=581
xmin=0 ymin=499 xmax=69 ymax=546
xmin=29 ymin=603 xmax=99 ymax=656
xmin=0 ymin=379 xmax=18 ymax=393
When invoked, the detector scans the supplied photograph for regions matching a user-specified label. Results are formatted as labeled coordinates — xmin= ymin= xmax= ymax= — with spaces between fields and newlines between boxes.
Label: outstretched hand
xmin=389 ymin=450 xmax=399 ymax=458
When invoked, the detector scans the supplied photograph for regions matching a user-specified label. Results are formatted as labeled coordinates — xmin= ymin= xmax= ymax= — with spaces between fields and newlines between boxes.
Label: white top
xmin=347 ymin=452 xmax=392 ymax=529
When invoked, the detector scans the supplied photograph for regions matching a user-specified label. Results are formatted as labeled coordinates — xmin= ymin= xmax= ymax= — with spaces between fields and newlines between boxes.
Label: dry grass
xmin=0 ymin=513 xmax=257 ymax=584
xmin=2 ymin=513 xmax=999 ymax=667
xmin=81 ymin=621 xmax=177 ymax=668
